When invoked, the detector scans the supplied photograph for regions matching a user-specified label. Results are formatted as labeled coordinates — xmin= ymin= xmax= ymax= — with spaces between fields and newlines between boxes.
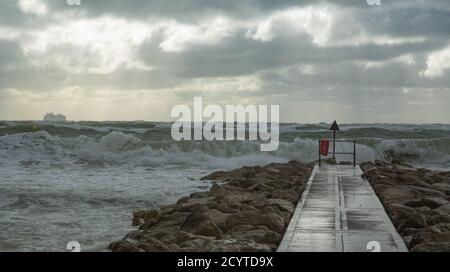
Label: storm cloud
xmin=1 ymin=0 xmax=450 ymax=122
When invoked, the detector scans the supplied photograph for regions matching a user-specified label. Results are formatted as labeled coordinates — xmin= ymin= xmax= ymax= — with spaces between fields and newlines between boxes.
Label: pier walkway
xmin=278 ymin=165 xmax=407 ymax=252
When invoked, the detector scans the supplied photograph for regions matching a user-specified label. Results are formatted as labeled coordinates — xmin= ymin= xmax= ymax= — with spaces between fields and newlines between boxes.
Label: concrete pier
xmin=278 ymin=165 xmax=407 ymax=252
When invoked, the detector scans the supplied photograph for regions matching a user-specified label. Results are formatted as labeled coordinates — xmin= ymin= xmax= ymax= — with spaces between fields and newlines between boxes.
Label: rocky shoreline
xmin=109 ymin=160 xmax=314 ymax=252
xmin=109 ymin=159 xmax=450 ymax=252
xmin=361 ymin=160 xmax=450 ymax=252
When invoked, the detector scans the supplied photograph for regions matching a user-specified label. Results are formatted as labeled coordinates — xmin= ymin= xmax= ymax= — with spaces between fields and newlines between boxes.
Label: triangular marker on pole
xmin=330 ymin=120 xmax=340 ymax=131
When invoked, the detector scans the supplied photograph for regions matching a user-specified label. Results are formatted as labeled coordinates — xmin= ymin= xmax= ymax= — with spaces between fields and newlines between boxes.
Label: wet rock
xmin=433 ymin=223 xmax=450 ymax=233
xmin=175 ymin=231 xmax=212 ymax=244
xmin=404 ymin=197 xmax=448 ymax=209
xmin=202 ymin=209 xmax=230 ymax=229
xmin=201 ymin=171 xmax=227 ymax=181
xmin=363 ymin=160 xmax=450 ymax=252
xmin=375 ymin=185 xmax=420 ymax=203
xmin=437 ymin=203 xmax=450 ymax=213
xmin=410 ymin=232 xmax=450 ymax=249
xmin=411 ymin=242 xmax=450 ymax=252
xmin=398 ymin=173 xmax=433 ymax=188
xmin=427 ymin=212 xmax=450 ymax=226
xmin=181 ymin=212 xmax=210 ymax=231
xmin=267 ymin=198 xmax=295 ymax=213
xmin=409 ymin=186 xmax=445 ymax=198
xmin=138 ymin=238 xmax=171 ymax=252
xmin=404 ymin=199 xmax=425 ymax=208
xmin=224 ymin=211 xmax=285 ymax=234
xmin=386 ymin=204 xmax=414 ymax=230
xmin=203 ymin=239 xmax=272 ymax=252
xmin=420 ymin=197 xmax=448 ymax=209
xmin=191 ymin=221 xmax=223 ymax=239
xmin=109 ymin=239 xmax=141 ymax=252
xmin=122 ymin=230 xmax=142 ymax=241
xmin=132 ymin=209 xmax=160 ymax=227
xmin=110 ymin=161 xmax=314 ymax=252
xmin=432 ymin=183 xmax=450 ymax=192
xmin=398 ymin=213 xmax=427 ymax=232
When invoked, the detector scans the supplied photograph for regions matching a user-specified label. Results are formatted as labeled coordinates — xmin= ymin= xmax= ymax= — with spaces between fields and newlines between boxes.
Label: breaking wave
xmin=1 ymin=129 xmax=450 ymax=169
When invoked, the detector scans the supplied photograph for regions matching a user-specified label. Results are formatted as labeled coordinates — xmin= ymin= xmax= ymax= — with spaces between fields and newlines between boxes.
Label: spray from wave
xmin=2 ymin=127 xmax=450 ymax=169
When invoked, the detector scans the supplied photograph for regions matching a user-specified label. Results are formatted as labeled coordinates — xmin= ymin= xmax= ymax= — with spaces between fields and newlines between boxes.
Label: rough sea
xmin=1 ymin=121 xmax=449 ymax=251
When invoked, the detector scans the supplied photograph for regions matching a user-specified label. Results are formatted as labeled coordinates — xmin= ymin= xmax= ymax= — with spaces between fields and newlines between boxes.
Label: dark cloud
xmin=137 ymin=30 xmax=444 ymax=79
xmin=46 ymin=0 xmax=319 ymax=21
xmin=1 ymin=0 xmax=450 ymax=121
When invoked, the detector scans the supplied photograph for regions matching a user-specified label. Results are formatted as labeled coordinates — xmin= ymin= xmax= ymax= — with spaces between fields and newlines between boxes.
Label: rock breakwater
xmin=109 ymin=160 xmax=314 ymax=252
xmin=361 ymin=160 xmax=450 ymax=252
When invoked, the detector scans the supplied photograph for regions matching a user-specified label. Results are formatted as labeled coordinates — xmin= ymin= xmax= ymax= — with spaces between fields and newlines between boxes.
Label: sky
xmin=1 ymin=0 xmax=450 ymax=122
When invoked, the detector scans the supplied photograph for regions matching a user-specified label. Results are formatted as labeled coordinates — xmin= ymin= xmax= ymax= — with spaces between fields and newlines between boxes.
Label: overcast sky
xmin=1 ymin=0 xmax=450 ymax=122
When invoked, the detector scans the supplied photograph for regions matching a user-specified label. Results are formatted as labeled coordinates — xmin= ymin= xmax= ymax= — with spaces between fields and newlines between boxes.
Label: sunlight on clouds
xmin=356 ymin=54 xmax=416 ymax=70
xmin=245 ymin=6 xmax=423 ymax=48
xmin=17 ymin=0 xmax=47 ymax=16
xmin=175 ymin=76 xmax=262 ymax=93
xmin=159 ymin=17 xmax=237 ymax=52
xmin=21 ymin=17 xmax=155 ymax=73
xmin=420 ymin=45 xmax=450 ymax=78
xmin=298 ymin=65 xmax=316 ymax=75
xmin=247 ymin=6 xmax=334 ymax=46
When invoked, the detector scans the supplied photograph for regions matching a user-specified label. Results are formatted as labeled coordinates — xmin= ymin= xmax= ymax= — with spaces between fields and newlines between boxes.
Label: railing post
xmin=318 ymin=140 xmax=321 ymax=167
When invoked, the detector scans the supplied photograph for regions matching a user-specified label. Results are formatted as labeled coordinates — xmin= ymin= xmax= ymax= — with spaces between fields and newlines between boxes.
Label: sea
xmin=1 ymin=121 xmax=449 ymax=251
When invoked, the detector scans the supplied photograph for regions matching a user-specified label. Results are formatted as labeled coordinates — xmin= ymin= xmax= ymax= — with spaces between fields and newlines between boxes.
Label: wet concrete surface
xmin=278 ymin=165 xmax=407 ymax=252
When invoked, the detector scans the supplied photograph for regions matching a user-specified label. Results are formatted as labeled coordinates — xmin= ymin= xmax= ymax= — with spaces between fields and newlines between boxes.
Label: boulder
xmin=203 ymin=239 xmax=272 ymax=252
xmin=181 ymin=212 xmax=210 ymax=232
xmin=432 ymin=223 xmax=450 ymax=233
xmin=410 ymin=232 xmax=450 ymax=249
xmin=404 ymin=199 xmax=425 ymax=208
xmin=427 ymin=212 xmax=450 ymax=225
xmin=398 ymin=173 xmax=433 ymax=188
xmin=360 ymin=160 xmax=450 ymax=252
xmin=177 ymin=198 xmax=210 ymax=212
xmin=109 ymin=161 xmax=314 ymax=252
xmin=432 ymin=183 xmax=450 ymax=192
xmin=201 ymin=171 xmax=227 ymax=180
xmin=375 ymin=185 xmax=420 ymax=203
xmin=387 ymin=203 xmax=415 ymax=224
xmin=404 ymin=197 xmax=448 ymax=209
xmin=411 ymin=242 xmax=450 ymax=252
xmin=420 ymin=197 xmax=448 ymax=209
xmin=398 ymin=213 xmax=427 ymax=232
xmin=267 ymin=198 xmax=295 ymax=213
xmin=109 ymin=239 xmax=141 ymax=252
xmin=224 ymin=211 xmax=285 ymax=234
xmin=191 ymin=221 xmax=223 ymax=239
xmin=437 ymin=203 xmax=450 ymax=213
xmin=138 ymin=238 xmax=171 ymax=252
xmin=408 ymin=186 xmax=445 ymax=198
xmin=132 ymin=209 xmax=161 ymax=226
xmin=175 ymin=231 xmax=213 ymax=244
xmin=202 ymin=209 xmax=230 ymax=229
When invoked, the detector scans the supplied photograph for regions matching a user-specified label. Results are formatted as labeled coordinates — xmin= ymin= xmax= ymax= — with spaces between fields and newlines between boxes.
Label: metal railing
xmin=318 ymin=140 xmax=357 ymax=167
